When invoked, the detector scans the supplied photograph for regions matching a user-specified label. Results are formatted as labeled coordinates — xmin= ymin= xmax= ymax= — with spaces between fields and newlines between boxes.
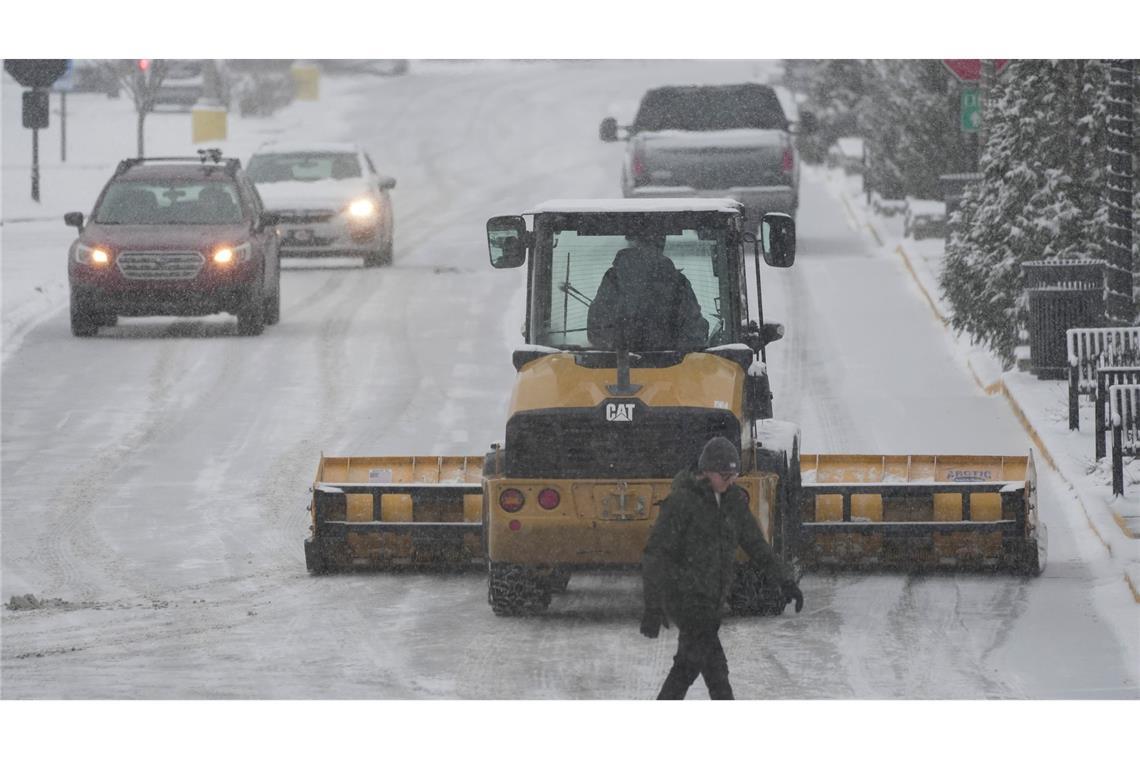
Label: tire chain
xmin=487 ymin=563 xmax=552 ymax=616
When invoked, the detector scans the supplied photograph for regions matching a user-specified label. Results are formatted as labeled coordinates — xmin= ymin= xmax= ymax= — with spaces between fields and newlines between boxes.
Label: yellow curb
xmin=1127 ymin=573 xmax=1140 ymax=603
xmin=967 ymin=358 xmax=1005 ymax=396
xmin=894 ymin=244 xmax=950 ymax=327
xmin=867 ymin=223 xmax=883 ymax=246
xmin=834 ymin=189 xmax=857 ymax=230
xmin=1110 ymin=509 xmax=1138 ymax=539
xmin=999 ymin=381 xmax=1059 ymax=472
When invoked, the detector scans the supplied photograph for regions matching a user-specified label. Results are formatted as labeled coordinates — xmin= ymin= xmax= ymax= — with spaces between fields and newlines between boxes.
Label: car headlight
xmin=212 ymin=242 xmax=252 ymax=265
xmin=347 ymin=198 xmax=378 ymax=219
xmin=74 ymin=243 xmax=112 ymax=266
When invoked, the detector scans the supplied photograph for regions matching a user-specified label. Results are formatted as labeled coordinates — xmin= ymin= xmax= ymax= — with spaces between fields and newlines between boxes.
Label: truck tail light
xmin=782 ymin=148 xmax=795 ymax=174
xmin=631 ymin=143 xmax=647 ymax=183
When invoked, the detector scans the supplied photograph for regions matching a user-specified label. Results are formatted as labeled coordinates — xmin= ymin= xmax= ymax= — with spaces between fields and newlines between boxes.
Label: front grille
xmin=277 ymin=210 xmax=336 ymax=224
xmin=505 ymin=405 xmax=740 ymax=479
xmin=117 ymin=250 xmax=204 ymax=280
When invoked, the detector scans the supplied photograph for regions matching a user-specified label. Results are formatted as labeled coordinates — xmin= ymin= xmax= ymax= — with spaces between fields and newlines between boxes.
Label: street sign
xmin=22 ymin=90 xmax=50 ymax=129
xmin=943 ymin=59 xmax=1010 ymax=83
xmin=4 ymin=59 xmax=69 ymax=89
xmin=960 ymin=87 xmax=980 ymax=133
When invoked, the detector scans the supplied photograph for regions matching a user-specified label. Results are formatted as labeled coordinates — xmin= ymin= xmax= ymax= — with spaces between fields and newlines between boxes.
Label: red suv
xmin=64 ymin=151 xmax=281 ymax=337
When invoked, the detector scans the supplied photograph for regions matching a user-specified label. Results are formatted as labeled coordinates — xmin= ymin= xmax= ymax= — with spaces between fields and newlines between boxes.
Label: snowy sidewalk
xmin=814 ymin=164 xmax=1140 ymax=601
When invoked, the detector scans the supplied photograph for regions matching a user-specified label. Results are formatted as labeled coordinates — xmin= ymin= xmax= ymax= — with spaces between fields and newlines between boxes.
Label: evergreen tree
xmin=788 ymin=60 xmax=874 ymax=163
xmin=940 ymin=60 xmax=1111 ymax=363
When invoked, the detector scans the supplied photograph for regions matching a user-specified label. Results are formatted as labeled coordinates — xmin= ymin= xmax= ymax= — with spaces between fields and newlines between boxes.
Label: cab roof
xmin=525 ymin=198 xmax=744 ymax=215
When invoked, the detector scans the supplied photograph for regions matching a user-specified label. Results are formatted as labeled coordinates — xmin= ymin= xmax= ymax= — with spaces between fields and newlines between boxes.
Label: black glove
xmin=640 ymin=608 xmax=670 ymax=638
xmin=781 ymin=579 xmax=804 ymax=613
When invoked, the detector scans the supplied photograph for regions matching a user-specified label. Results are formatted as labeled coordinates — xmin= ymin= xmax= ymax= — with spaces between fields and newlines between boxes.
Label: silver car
xmin=247 ymin=142 xmax=396 ymax=267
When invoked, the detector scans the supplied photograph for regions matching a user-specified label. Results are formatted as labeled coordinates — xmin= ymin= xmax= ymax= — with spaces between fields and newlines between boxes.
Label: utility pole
xmin=31 ymin=117 xmax=40 ymax=202
xmin=1104 ymin=59 xmax=1135 ymax=325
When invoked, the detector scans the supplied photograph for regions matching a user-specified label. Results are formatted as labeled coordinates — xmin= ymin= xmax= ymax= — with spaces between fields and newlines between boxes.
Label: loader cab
xmin=489 ymin=201 xmax=755 ymax=359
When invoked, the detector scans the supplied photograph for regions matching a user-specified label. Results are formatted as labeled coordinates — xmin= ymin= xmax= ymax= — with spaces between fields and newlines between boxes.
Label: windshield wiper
xmin=558 ymin=281 xmax=593 ymax=308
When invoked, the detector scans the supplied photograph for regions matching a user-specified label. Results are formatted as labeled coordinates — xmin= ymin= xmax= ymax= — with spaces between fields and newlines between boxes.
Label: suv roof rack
xmin=113 ymin=149 xmax=242 ymax=178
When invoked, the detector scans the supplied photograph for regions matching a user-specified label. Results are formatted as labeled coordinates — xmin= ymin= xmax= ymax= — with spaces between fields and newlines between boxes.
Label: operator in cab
xmin=586 ymin=232 xmax=708 ymax=351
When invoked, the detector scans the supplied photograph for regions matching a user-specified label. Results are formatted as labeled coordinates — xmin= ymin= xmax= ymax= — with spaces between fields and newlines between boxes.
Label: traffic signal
xmin=138 ymin=59 xmax=150 ymax=72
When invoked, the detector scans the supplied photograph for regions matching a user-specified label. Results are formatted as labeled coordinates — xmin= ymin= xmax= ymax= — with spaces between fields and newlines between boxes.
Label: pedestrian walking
xmin=640 ymin=436 xmax=803 ymax=699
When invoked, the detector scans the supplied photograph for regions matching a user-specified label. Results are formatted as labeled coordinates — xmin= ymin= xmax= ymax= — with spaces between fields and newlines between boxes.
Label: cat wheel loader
xmin=304 ymin=198 xmax=1046 ymax=616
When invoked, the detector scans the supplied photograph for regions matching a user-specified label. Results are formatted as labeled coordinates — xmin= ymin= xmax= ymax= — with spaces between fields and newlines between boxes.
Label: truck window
xmin=633 ymin=85 xmax=787 ymax=132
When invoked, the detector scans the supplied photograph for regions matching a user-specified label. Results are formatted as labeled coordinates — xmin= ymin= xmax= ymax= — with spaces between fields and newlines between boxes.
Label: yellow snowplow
xmin=303 ymin=199 xmax=1046 ymax=614
xmin=304 ymin=456 xmax=483 ymax=572
xmin=799 ymin=453 xmax=1045 ymax=574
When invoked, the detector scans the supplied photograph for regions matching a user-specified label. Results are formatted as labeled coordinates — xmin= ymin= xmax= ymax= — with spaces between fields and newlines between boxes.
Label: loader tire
xmin=728 ymin=565 xmax=785 ymax=617
xmin=488 ymin=562 xmax=551 ymax=616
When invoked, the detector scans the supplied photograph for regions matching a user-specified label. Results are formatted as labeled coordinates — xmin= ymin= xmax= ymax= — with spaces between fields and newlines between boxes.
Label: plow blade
xmin=797 ymin=453 xmax=1046 ymax=575
xmin=305 ymin=455 xmax=485 ymax=572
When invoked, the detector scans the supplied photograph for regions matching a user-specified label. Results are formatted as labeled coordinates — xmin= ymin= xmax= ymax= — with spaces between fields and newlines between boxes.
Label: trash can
xmin=1021 ymin=259 xmax=1106 ymax=379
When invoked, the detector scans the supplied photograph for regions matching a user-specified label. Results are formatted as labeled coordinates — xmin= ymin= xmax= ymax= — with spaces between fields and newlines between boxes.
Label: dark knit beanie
xmin=698 ymin=436 xmax=740 ymax=474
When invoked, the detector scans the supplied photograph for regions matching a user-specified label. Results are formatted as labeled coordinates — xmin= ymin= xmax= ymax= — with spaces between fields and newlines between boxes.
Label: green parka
xmin=642 ymin=467 xmax=791 ymax=623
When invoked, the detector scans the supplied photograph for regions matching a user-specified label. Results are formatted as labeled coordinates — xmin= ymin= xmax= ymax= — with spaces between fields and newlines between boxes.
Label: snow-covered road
xmin=2 ymin=60 xmax=1136 ymax=699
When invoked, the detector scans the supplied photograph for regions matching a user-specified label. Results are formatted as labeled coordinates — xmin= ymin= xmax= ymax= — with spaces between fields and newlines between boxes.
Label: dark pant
xmin=657 ymin=619 xmax=733 ymax=700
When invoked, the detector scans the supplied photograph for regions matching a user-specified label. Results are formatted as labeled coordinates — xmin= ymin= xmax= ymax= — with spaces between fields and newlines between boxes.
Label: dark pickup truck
xmin=600 ymin=83 xmax=815 ymax=230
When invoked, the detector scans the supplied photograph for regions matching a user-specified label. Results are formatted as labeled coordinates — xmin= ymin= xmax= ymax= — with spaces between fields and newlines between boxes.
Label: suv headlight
xmin=74 ymin=243 xmax=112 ymax=266
xmin=347 ymin=198 xmax=378 ymax=219
xmin=212 ymin=242 xmax=252 ymax=265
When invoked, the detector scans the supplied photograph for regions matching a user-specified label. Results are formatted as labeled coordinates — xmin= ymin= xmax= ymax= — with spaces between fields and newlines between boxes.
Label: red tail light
xmin=499 ymin=488 xmax=525 ymax=513
xmin=781 ymin=148 xmax=795 ymax=174
xmin=631 ymin=144 xmax=647 ymax=182
xmin=538 ymin=488 xmax=560 ymax=510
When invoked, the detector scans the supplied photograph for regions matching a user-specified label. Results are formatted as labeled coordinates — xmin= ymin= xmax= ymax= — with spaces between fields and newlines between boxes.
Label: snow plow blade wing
xmin=305 ymin=455 xmax=485 ymax=572
xmin=797 ymin=452 xmax=1046 ymax=575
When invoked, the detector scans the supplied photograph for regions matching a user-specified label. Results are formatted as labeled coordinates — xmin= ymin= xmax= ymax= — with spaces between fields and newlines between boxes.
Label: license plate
xmin=593 ymin=483 xmax=651 ymax=521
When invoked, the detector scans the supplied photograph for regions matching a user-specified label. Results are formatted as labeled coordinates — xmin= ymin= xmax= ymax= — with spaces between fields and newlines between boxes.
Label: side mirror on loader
xmin=487 ymin=215 xmax=527 ymax=269
xmin=761 ymin=212 xmax=796 ymax=268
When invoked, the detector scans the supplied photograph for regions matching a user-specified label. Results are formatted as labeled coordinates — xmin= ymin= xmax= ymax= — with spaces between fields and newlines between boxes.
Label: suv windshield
xmin=633 ymin=84 xmax=787 ymax=132
xmin=531 ymin=213 xmax=738 ymax=350
xmin=93 ymin=180 xmax=244 ymax=225
xmin=246 ymin=152 xmax=362 ymax=183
